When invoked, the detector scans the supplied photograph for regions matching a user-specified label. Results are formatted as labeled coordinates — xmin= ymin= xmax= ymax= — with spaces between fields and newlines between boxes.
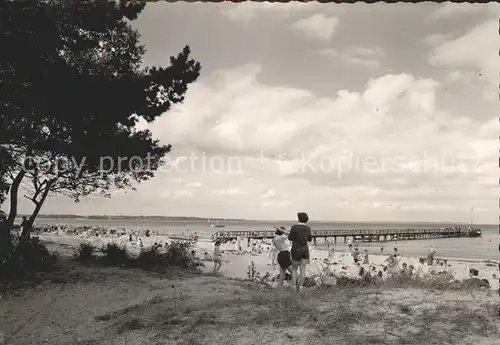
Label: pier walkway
xmin=211 ymin=227 xmax=482 ymax=244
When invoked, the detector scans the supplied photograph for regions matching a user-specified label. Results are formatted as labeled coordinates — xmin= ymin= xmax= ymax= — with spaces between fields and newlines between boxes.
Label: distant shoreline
xmin=13 ymin=214 xmax=495 ymax=226
xmin=18 ymin=215 xmax=243 ymax=221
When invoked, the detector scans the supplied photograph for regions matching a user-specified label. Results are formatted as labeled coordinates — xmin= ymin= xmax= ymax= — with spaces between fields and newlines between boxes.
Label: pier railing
xmin=211 ymin=227 xmax=479 ymax=241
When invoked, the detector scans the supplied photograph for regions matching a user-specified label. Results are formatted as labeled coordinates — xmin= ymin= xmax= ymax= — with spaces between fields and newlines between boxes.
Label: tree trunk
xmin=22 ymin=181 xmax=52 ymax=239
xmin=0 ymin=169 xmax=26 ymax=261
xmin=0 ymin=169 xmax=26 ymax=238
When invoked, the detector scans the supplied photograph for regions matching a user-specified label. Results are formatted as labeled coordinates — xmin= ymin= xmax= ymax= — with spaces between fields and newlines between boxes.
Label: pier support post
xmin=313 ymin=237 xmax=317 ymax=246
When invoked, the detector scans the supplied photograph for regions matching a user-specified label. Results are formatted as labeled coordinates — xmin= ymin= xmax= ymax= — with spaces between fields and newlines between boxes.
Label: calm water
xmin=30 ymin=218 xmax=500 ymax=261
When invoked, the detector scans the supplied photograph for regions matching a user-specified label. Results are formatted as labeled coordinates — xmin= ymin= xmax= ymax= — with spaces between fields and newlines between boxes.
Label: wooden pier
xmin=211 ymin=227 xmax=482 ymax=244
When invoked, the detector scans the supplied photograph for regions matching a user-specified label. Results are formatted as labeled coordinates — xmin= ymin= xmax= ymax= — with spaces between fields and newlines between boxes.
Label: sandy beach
xmin=3 ymin=224 xmax=500 ymax=345
xmin=37 ymin=231 xmax=500 ymax=291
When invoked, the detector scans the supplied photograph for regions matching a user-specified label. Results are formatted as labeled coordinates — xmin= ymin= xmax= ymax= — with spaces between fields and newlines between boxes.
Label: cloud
xmin=142 ymin=64 xmax=495 ymax=221
xmin=349 ymin=47 xmax=384 ymax=57
xmin=423 ymin=33 xmax=455 ymax=46
xmin=446 ymin=70 xmax=476 ymax=84
xmin=260 ymin=188 xmax=276 ymax=199
xmin=429 ymin=20 xmax=498 ymax=88
xmin=316 ymin=48 xmax=338 ymax=58
xmin=260 ymin=200 xmax=292 ymax=209
xmin=13 ymin=4 xmax=497 ymax=223
xmin=184 ymin=181 xmax=203 ymax=189
xmin=211 ymin=187 xmax=247 ymax=196
xmin=219 ymin=2 xmax=320 ymax=24
xmin=341 ymin=55 xmax=380 ymax=68
xmin=172 ymin=189 xmax=196 ymax=199
xmin=292 ymin=14 xmax=339 ymax=41
xmin=430 ymin=3 xmax=499 ymax=19
xmin=338 ymin=46 xmax=384 ymax=68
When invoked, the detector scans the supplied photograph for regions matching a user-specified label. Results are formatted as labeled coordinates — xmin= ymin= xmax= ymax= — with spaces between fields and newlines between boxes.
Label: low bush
xmin=132 ymin=246 xmax=162 ymax=269
xmin=163 ymin=241 xmax=195 ymax=269
xmin=16 ymin=237 xmax=57 ymax=271
xmin=75 ymin=242 xmax=96 ymax=263
xmin=0 ymin=236 xmax=58 ymax=282
xmin=100 ymin=243 xmax=130 ymax=267
xmin=72 ymin=240 xmax=201 ymax=272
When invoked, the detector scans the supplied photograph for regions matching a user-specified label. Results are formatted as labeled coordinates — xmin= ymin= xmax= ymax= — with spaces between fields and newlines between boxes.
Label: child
xmin=328 ymin=247 xmax=335 ymax=261
xmin=352 ymin=248 xmax=360 ymax=264
xmin=427 ymin=246 xmax=436 ymax=266
xmin=363 ymin=249 xmax=369 ymax=265
xmin=213 ymin=241 xmax=223 ymax=272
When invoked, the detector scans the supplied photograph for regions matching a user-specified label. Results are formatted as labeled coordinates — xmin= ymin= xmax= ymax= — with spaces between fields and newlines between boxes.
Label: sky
xmin=15 ymin=2 xmax=500 ymax=223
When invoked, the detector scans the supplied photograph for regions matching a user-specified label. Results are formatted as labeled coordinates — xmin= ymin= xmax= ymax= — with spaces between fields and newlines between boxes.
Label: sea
xmin=30 ymin=218 xmax=500 ymax=262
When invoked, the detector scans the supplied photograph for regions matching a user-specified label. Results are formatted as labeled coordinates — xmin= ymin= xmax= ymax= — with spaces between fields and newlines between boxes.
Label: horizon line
xmin=14 ymin=213 xmax=497 ymax=226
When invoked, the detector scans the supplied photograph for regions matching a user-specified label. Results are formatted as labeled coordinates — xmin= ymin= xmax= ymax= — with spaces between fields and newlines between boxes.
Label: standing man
xmin=272 ymin=227 xmax=292 ymax=288
xmin=288 ymin=212 xmax=312 ymax=292
xmin=20 ymin=216 xmax=30 ymax=238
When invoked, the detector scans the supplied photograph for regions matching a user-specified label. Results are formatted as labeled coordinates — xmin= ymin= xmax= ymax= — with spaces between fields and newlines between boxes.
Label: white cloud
xmin=341 ymin=55 xmax=380 ymax=68
xmin=219 ymin=2 xmax=321 ymax=24
xmin=316 ymin=48 xmax=338 ymax=58
xmin=362 ymin=74 xmax=438 ymax=113
xmin=140 ymin=64 xmax=496 ymax=222
xmin=260 ymin=188 xmax=276 ymax=199
xmin=184 ymin=181 xmax=203 ymax=189
xmin=447 ymin=70 xmax=476 ymax=84
xmin=173 ymin=189 xmax=196 ymax=199
xmin=423 ymin=33 xmax=455 ymax=46
xmin=260 ymin=200 xmax=292 ymax=209
xmin=349 ymin=47 xmax=384 ymax=57
xmin=12 ymin=5 xmax=498 ymax=223
xmin=292 ymin=14 xmax=339 ymax=41
xmin=429 ymin=20 xmax=498 ymax=88
xmin=430 ymin=3 xmax=499 ymax=19
xmin=211 ymin=188 xmax=247 ymax=196
xmin=339 ymin=46 xmax=384 ymax=68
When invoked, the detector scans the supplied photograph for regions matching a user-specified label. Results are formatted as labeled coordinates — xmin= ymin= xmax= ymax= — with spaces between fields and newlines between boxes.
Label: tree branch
xmin=23 ymin=194 xmax=39 ymax=205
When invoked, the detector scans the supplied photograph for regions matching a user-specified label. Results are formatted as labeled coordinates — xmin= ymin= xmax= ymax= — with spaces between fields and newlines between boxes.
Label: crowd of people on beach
xmin=208 ymin=212 xmax=500 ymax=292
xmin=9 ymin=220 xmax=199 ymax=248
xmin=3 ymin=209 xmax=499 ymax=292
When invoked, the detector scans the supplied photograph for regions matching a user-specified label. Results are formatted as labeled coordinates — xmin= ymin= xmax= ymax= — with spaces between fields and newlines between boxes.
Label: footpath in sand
xmin=1 ymin=241 xmax=500 ymax=345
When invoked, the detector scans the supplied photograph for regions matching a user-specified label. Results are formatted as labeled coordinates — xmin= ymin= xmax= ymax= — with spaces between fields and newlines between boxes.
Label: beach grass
xmin=72 ymin=241 xmax=202 ymax=272
xmin=1 ymin=250 xmax=499 ymax=345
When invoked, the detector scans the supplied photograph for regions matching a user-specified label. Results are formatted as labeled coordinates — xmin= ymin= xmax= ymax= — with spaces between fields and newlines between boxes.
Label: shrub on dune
xmin=132 ymin=246 xmax=163 ymax=269
xmin=74 ymin=242 xmax=96 ymax=263
xmin=0 ymin=237 xmax=57 ymax=282
xmin=163 ymin=241 xmax=195 ymax=269
xmin=100 ymin=243 xmax=130 ymax=267
xmin=68 ymin=238 xmax=202 ymax=272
